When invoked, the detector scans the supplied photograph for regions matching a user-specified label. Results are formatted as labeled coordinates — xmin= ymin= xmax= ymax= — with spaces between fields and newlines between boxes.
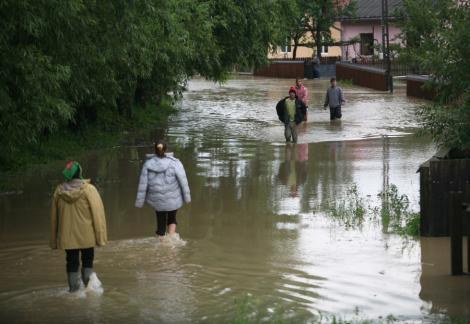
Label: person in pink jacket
xmin=295 ymin=78 xmax=309 ymax=121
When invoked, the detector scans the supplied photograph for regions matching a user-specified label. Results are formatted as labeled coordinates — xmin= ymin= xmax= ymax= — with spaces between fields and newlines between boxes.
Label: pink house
xmin=339 ymin=0 xmax=403 ymax=61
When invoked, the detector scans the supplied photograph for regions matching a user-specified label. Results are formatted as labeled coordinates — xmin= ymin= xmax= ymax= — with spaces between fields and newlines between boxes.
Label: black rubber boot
xmin=67 ymin=272 xmax=81 ymax=292
xmin=81 ymin=268 xmax=93 ymax=287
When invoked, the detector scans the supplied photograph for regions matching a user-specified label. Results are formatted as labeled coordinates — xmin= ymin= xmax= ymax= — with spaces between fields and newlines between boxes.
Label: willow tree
xmin=0 ymin=0 xmax=293 ymax=169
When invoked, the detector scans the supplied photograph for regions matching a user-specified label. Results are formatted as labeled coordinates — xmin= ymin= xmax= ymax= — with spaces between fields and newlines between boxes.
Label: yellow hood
xmin=56 ymin=179 xmax=91 ymax=203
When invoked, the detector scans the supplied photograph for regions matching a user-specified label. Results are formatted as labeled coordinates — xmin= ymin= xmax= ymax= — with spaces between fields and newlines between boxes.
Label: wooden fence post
xmin=465 ymin=202 xmax=470 ymax=274
xmin=450 ymin=191 xmax=463 ymax=275
xmin=465 ymin=183 xmax=470 ymax=273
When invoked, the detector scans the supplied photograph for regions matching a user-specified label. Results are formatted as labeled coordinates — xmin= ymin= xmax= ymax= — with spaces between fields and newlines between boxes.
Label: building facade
xmin=268 ymin=0 xmax=404 ymax=62
xmin=268 ymin=23 xmax=342 ymax=59
xmin=339 ymin=0 xmax=403 ymax=61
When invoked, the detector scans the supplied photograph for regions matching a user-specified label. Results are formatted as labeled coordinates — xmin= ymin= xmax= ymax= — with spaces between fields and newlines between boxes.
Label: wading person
xmin=135 ymin=140 xmax=191 ymax=242
xmin=324 ymin=77 xmax=345 ymax=120
xmin=50 ymin=161 xmax=107 ymax=292
xmin=294 ymin=78 xmax=309 ymax=121
xmin=276 ymin=86 xmax=307 ymax=143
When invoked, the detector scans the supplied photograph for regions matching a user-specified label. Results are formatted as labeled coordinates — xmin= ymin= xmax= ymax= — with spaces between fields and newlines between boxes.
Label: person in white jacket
xmin=135 ymin=140 xmax=191 ymax=240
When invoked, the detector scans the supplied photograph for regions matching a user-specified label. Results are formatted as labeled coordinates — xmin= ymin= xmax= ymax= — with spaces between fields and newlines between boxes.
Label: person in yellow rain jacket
xmin=50 ymin=161 xmax=107 ymax=292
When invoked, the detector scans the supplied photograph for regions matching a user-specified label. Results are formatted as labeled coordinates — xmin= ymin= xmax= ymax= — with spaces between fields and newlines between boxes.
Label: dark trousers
xmin=65 ymin=248 xmax=94 ymax=273
xmin=329 ymin=106 xmax=342 ymax=120
xmin=155 ymin=210 xmax=177 ymax=236
xmin=284 ymin=121 xmax=297 ymax=143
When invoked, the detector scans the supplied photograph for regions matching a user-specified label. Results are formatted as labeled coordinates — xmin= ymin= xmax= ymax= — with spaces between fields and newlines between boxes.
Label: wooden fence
xmin=254 ymin=61 xmax=305 ymax=79
xmin=352 ymin=58 xmax=410 ymax=77
xmin=254 ymin=56 xmax=341 ymax=79
xmin=267 ymin=56 xmax=341 ymax=64
xmin=449 ymin=191 xmax=470 ymax=275
xmin=406 ymin=75 xmax=435 ymax=100
xmin=254 ymin=59 xmax=435 ymax=98
xmin=419 ymin=149 xmax=470 ymax=236
xmin=336 ymin=63 xmax=387 ymax=91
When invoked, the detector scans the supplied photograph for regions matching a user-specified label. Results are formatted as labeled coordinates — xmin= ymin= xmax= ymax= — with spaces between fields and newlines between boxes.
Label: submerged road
xmin=1 ymin=76 xmax=469 ymax=322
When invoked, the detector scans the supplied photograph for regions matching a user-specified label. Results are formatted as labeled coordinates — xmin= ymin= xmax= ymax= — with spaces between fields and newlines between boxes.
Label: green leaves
xmin=0 ymin=0 xmax=292 ymax=168
xmin=285 ymin=0 xmax=356 ymax=58
xmin=399 ymin=0 xmax=470 ymax=149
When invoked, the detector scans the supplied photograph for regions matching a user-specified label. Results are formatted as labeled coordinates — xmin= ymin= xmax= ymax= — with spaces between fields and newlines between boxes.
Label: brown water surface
xmin=1 ymin=77 xmax=470 ymax=322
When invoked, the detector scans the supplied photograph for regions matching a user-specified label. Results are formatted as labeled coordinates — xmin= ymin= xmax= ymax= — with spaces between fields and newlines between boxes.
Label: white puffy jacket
xmin=135 ymin=154 xmax=191 ymax=211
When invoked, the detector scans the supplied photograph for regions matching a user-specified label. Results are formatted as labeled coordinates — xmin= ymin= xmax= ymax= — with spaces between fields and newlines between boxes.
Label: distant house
xmin=268 ymin=0 xmax=404 ymax=62
xmin=268 ymin=23 xmax=343 ymax=60
xmin=339 ymin=0 xmax=404 ymax=61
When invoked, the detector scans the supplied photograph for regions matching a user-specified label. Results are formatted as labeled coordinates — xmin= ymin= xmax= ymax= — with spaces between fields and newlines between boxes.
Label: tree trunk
xmin=117 ymin=95 xmax=133 ymax=119
xmin=293 ymin=39 xmax=299 ymax=59
xmin=316 ymin=23 xmax=322 ymax=60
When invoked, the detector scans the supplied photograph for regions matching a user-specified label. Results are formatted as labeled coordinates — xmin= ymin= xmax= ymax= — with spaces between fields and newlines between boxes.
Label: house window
xmin=282 ymin=38 xmax=291 ymax=53
xmin=282 ymin=42 xmax=292 ymax=53
xmin=360 ymin=33 xmax=374 ymax=56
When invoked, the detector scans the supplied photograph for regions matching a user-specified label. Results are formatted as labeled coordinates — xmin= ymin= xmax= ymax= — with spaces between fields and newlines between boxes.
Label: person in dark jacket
xmin=276 ymin=86 xmax=307 ymax=143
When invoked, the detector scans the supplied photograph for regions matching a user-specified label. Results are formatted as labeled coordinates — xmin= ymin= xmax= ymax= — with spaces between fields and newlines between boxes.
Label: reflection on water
xmin=275 ymin=144 xmax=309 ymax=215
xmin=420 ymin=237 xmax=470 ymax=318
xmin=1 ymin=77 xmax=469 ymax=322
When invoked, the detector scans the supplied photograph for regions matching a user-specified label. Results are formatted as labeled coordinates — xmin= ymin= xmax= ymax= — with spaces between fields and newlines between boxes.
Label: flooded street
xmin=1 ymin=76 xmax=470 ymax=322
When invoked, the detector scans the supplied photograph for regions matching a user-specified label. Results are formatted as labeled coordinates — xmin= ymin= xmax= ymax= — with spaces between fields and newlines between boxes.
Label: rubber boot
xmin=67 ymin=272 xmax=81 ymax=292
xmin=81 ymin=268 xmax=94 ymax=287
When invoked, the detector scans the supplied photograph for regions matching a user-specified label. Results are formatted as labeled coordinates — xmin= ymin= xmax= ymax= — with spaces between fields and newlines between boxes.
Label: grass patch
xmin=229 ymin=295 xmax=408 ymax=323
xmin=377 ymin=184 xmax=420 ymax=236
xmin=329 ymin=184 xmax=367 ymax=229
xmin=328 ymin=184 xmax=420 ymax=237
xmin=339 ymin=79 xmax=354 ymax=87
xmin=229 ymin=295 xmax=285 ymax=324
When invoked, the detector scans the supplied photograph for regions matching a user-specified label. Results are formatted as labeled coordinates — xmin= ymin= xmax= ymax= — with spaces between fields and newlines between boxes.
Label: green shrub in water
xmin=378 ymin=184 xmax=420 ymax=236
xmin=230 ymin=297 xmax=400 ymax=324
xmin=230 ymin=295 xmax=286 ymax=324
xmin=328 ymin=184 xmax=420 ymax=237
xmin=329 ymin=184 xmax=367 ymax=229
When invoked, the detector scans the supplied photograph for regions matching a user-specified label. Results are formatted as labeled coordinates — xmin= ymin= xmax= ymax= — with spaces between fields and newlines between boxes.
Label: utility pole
xmin=381 ymin=0 xmax=393 ymax=93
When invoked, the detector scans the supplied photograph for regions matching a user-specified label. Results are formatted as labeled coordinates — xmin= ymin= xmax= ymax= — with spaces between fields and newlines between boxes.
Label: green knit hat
xmin=62 ymin=160 xmax=83 ymax=180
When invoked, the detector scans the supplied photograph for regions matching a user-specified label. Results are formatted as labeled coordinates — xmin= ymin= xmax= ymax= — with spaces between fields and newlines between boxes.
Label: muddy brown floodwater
xmin=1 ymin=76 xmax=470 ymax=322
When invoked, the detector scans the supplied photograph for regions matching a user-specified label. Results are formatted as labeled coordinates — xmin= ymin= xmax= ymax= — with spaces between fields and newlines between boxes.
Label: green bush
xmin=398 ymin=0 xmax=470 ymax=150
xmin=378 ymin=185 xmax=420 ymax=236
xmin=328 ymin=184 xmax=420 ymax=237
xmin=329 ymin=184 xmax=367 ymax=229
xmin=0 ymin=0 xmax=293 ymax=170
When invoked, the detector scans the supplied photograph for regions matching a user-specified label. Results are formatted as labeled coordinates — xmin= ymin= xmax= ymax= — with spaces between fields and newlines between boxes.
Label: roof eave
xmin=338 ymin=16 xmax=399 ymax=22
